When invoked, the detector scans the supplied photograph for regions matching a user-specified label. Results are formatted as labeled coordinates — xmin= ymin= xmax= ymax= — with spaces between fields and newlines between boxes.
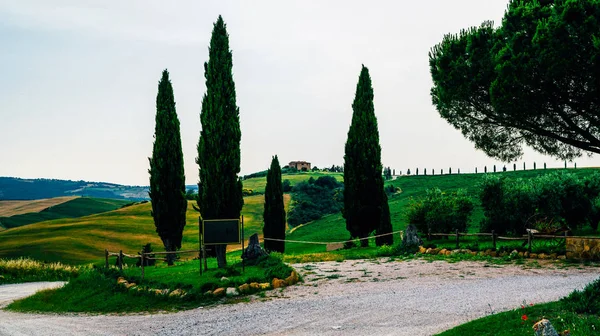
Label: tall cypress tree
xmin=343 ymin=65 xmax=392 ymax=247
xmin=263 ymin=155 xmax=286 ymax=253
xmin=197 ymin=16 xmax=243 ymax=268
xmin=148 ymin=69 xmax=187 ymax=265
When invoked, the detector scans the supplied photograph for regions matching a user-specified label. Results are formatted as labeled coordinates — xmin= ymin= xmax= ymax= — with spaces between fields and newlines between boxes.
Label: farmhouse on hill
xmin=288 ymin=161 xmax=311 ymax=171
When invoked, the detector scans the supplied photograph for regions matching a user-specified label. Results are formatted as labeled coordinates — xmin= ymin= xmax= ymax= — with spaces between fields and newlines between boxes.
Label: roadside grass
xmin=7 ymin=254 xmax=294 ymax=313
xmin=0 ymin=197 xmax=131 ymax=229
xmin=0 ymin=258 xmax=81 ymax=285
xmin=437 ymin=277 xmax=600 ymax=336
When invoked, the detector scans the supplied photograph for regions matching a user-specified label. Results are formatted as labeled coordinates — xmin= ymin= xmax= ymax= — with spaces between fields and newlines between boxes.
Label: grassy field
xmin=0 ymin=196 xmax=78 ymax=217
xmin=242 ymin=172 xmax=343 ymax=194
xmin=0 ymin=197 xmax=131 ymax=229
xmin=0 ymin=194 xmax=290 ymax=264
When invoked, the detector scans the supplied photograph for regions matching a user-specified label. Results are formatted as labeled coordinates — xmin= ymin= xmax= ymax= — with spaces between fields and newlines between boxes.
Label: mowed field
xmin=0 ymin=197 xmax=78 ymax=217
xmin=0 ymin=195 xmax=290 ymax=264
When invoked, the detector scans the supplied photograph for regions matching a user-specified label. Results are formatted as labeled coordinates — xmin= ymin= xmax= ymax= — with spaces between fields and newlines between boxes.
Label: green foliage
xmin=561 ymin=277 xmax=600 ymax=315
xmin=407 ymin=188 xmax=474 ymax=234
xmin=282 ymin=179 xmax=292 ymax=192
xmin=287 ymin=176 xmax=343 ymax=227
xmin=149 ymin=69 xmax=187 ymax=262
xmin=197 ymin=16 xmax=244 ymax=268
xmin=480 ymin=172 xmax=600 ymax=235
xmin=429 ymin=1 xmax=600 ymax=160
xmin=343 ymin=65 xmax=391 ymax=246
xmin=263 ymin=156 xmax=286 ymax=253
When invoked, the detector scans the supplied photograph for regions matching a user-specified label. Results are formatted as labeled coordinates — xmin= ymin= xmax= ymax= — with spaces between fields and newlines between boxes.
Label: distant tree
xmin=544 ymin=162 xmax=547 ymax=170
xmin=312 ymin=166 xmax=319 ymax=172
xmin=263 ymin=155 xmax=286 ymax=253
xmin=416 ymin=168 xmax=419 ymax=176
xmin=149 ymin=69 xmax=187 ymax=266
xmin=449 ymin=167 xmax=452 ymax=174
xmin=343 ymin=65 xmax=391 ymax=247
xmin=424 ymin=168 xmax=427 ymax=175
xmin=441 ymin=169 xmax=444 ymax=174
xmin=484 ymin=166 xmax=487 ymax=173
xmin=514 ymin=163 xmax=517 ymax=171
xmin=575 ymin=162 xmax=577 ymax=169
xmin=432 ymin=169 xmax=435 ymax=175
xmin=407 ymin=168 xmax=411 ymax=175
xmin=524 ymin=162 xmax=526 ymax=170
xmin=493 ymin=165 xmax=496 ymax=173
xmin=458 ymin=168 xmax=461 ymax=174
xmin=502 ymin=165 xmax=506 ymax=172
xmin=282 ymin=179 xmax=292 ymax=192
xmin=429 ymin=1 xmax=600 ymax=161
xmin=384 ymin=167 xmax=392 ymax=180
xmin=197 ymin=16 xmax=244 ymax=268
xmin=475 ymin=167 xmax=478 ymax=174
xmin=534 ymin=162 xmax=537 ymax=170
xmin=185 ymin=189 xmax=197 ymax=201
xmin=393 ymin=169 xmax=395 ymax=176
xmin=565 ymin=161 xmax=568 ymax=169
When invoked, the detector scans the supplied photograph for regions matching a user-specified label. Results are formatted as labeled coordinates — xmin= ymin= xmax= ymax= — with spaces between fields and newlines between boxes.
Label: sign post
xmin=201 ymin=218 xmax=242 ymax=272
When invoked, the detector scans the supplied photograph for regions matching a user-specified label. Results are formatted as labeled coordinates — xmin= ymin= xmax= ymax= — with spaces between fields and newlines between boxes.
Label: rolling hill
xmin=0 ymin=197 xmax=131 ymax=229
xmin=0 ymin=197 xmax=78 ymax=217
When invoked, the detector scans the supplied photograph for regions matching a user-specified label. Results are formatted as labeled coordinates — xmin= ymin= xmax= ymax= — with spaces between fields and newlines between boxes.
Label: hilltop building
xmin=288 ymin=161 xmax=311 ymax=171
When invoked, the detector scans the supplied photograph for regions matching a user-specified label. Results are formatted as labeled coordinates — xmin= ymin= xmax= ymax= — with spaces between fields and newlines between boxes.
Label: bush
xmin=561 ymin=277 xmax=600 ymax=314
xmin=287 ymin=176 xmax=343 ymax=226
xmin=282 ymin=179 xmax=292 ymax=192
xmin=136 ymin=243 xmax=155 ymax=267
xmin=407 ymin=188 xmax=474 ymax=234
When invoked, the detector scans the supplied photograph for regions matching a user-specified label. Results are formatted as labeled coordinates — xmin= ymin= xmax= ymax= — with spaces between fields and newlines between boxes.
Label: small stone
xmin=524 ymin=252 xmax=530 ymax=258
xmin=445 ymin=250 xmax=452 ymax=256
xmin=558 ymin=255 xmax=567 ymax=260
xmin=125 ymin=282 xmax=136 ymax=289
xmin=259 ymin=283 xmax=271 ymax=290
xmin=439 ymin=249 xmax=448 ymax=255
xmin=117 ymin=277 xmax=128 ymax=285
xmin=490 ymin=252 xmax=498 ymax=257
xmin=518 ymin=252 xmax=524 ymax=258
xmin=204 ymin=290 xmax=213 ymax=295
xmin=418 ymin=246 xmax=426 ymax=254
xmin=425 ymin=248 xmax=432 ymax=254
xmin=238 ymin=284 xmax=250 ymax=293
xmin=530 ymin=253 xmax=538 ymax=259
xmin=272 ymin=278 xmax=286 ymax=289
xmin=226 ymin=287 xmax=239 ymax=297
xmin=470 ymin=251 xmax=477 ymax=256
xmin=220 ymin=277 xmax=229 ymax=282
xmin=538 ymin=253 xmax=547 ymax=260
xmin=285 ymin=271 xmax=299 ymax=285
xmin=213 ymin=287 xmax=226 ymax=296
xmin=550 ymin=253 xmax=557 ymax=259
xmin=169 ymin=289 xmax=184 ymax=297
xmin=249 ymin=282 xmax=260 ymax=290
xmin=533 ymin=318 xmax=559 ymax=336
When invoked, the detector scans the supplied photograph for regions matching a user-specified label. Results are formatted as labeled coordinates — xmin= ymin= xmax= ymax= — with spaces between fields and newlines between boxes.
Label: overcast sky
xmin=2 ymin=0 xmax=599 ymax=186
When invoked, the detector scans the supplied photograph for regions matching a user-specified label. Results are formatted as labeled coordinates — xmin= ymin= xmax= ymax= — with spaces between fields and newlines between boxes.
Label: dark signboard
xmin=203 ymin=219 xmax=240 ymax=245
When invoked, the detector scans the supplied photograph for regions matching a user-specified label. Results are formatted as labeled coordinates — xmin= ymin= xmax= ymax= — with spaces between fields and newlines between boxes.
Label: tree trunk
xmin=164 ymin=238 xmax=175 ymax=266
xmin=216 ymin=244 xmax=227 ymax=268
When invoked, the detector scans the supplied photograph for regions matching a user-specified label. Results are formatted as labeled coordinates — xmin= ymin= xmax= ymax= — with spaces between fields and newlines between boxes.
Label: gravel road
xmin=0 ymin=259 xmax=598 ymax=336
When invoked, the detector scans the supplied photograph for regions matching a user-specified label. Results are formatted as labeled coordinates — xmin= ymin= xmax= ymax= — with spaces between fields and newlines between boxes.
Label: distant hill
xmin=0 ymin=197 xmax=131 ymax=229
xmin=0 ymin=177 xmax=154 ymax=201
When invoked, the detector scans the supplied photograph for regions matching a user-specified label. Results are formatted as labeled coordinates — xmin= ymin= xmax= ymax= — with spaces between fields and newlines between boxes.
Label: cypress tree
xmin=343 ymin=65 xmax=391 ymax=247
xmin=148 ymin=69 xmax=187 ymax=266
xmin=263 ymin=155 xmax=286 ymax=253
xmin=197 ymin=16 xmax=244 ymax=268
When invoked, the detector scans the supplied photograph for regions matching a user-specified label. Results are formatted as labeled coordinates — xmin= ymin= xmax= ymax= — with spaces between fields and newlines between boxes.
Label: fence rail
xmin=104 ymin=248 xmax=205 ymax=280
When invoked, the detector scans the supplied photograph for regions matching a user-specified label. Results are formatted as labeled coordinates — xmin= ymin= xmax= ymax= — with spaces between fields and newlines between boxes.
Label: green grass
xmin=0 ymin=258 xmax=80 ymax=284
xmin=437 ymin=277 xmax=600 ymax=336
xmin=6 ymin=254 xmax=294 ymax=313
xmin=0 ymin=197 xmax=130 ymax=229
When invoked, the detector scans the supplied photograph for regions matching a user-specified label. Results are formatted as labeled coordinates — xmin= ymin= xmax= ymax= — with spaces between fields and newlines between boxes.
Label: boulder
xmin=241 ymin=233 xmax=267 ymax=263
xmin=401 ymin=224 xmax=423 ymax=248
xmin=533 ymin=319 xmax=559 ymax=336
xmin=226 ymin=287 xmax=239 ymax=297
xmin=213 ymin=287 xmax=226 ymax=296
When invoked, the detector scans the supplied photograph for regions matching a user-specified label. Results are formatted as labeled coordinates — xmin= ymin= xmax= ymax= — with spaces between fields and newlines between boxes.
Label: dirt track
xmin=0 ymin=259 xmax=598 ymax=336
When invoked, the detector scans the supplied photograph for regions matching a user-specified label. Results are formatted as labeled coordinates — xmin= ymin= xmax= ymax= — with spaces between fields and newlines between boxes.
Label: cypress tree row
xmin=263 ymin=155 xmax=286 ymax=253
xmin=197 ymin=16 xmax=244 ymax=268
xmin=343 ymin=65 xmax=392 ymax=247
xmin=148 ymin=69 xmax=187 ymax=266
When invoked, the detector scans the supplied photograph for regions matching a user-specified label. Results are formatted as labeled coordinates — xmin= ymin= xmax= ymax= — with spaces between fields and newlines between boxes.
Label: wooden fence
xmin=426 ymin=229 xmax=600 ymax=253
xmin=105 ymin=249 xmax=205 ymax=280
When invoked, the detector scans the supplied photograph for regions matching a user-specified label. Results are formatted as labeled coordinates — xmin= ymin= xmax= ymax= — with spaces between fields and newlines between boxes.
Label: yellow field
xmin=0 ymin=196 xmax=78 ymax=217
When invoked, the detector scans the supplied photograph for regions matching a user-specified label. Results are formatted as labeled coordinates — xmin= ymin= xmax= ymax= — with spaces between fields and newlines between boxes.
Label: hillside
xmin=0 ymin=195 xmax=290 ymax=264
xmin=242 ymin=172 xmax=343 ymax=194
xmin=0 ymin=197 xmax=131 ymax=229
xmin=0 ymin=197 xmax=78 ymax=217
xmin=285 ymin=168 xmax=600 ymax=254
xmin=0 ymin=177 xmax=149 ymax=201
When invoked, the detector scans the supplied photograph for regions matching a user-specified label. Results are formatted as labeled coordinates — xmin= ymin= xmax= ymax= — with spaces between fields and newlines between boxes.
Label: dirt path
xmin=0 ymin=260 xmax=598 ymax=336
xmin=0 ymin=282 xmax=66 ymax=308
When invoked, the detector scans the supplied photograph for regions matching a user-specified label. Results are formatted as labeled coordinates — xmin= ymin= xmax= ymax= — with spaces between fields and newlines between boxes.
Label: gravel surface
xmin=0 ymin=260 xmax=598 ymax=336
xmin=0 ymin=282 xmax=66 ymax=308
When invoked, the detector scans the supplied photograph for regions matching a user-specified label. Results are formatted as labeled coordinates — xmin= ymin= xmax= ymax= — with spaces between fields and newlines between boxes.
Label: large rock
xmin=402 ymin=224 xmax=423 ymax=248
xmin=242 ymin=233 xmax=268 ymax=263
xmin=533 ymin=319 xmax=559 ymax=336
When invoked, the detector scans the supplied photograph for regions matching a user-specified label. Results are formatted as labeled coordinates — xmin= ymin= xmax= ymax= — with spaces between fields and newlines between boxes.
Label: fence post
xmin=528 ymin=231 xmax=533 ymax=253
xmin=140 ymin=251 xmax=145 ymax=281
xmin=455 ymin=229 xmax=460 ymax=249
xmin=105 ymin=249 xmax=108 ymax=269
xmin=491 ymin=230 xmax=496 ymax=250
xmin=118 ymin=250 xmax=123 ymax=271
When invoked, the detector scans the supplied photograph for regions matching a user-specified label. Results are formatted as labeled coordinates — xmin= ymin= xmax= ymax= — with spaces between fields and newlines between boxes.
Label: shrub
xmin=287 ymin=176 xmax=343 ymax=226
xmin=0 ymin=258 xmax=80 ymax=284
xmin=282 ymin=179 xmax=292 ymax=192
xmin=561 ymin=277 xmax=600 ymax=314
xmin=407 ymin=188 xmax=474 ymax=234
xmin=136 ymin=243 xmax=156 ymax=267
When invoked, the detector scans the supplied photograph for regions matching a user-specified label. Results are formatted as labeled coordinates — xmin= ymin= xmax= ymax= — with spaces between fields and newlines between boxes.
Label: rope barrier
xmin=263 ymin=230 xmax=404 ymax=245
